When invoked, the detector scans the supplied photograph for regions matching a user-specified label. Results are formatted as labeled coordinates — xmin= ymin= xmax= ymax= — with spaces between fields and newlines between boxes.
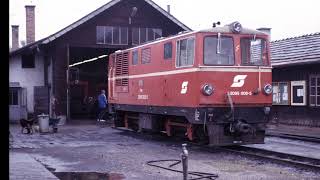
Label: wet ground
xmin=9 ymin=122 xmax=320 ymax=180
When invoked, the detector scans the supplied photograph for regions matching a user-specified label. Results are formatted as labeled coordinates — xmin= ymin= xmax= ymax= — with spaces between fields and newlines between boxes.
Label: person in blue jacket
xmin=97 ymin=90 xmax=108 ymax=121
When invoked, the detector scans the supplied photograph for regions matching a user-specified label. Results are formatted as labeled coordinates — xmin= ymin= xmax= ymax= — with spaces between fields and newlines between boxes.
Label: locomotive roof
xmin=123 ymin=26 xmax=267 ymax=52
xmin=199 ymin=26 xmax=267 ymax=35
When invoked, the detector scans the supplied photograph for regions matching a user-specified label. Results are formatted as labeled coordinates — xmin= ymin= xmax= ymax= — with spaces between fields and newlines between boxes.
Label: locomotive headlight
xmin=263 ymin=84 xmax=272 ymax=95
xmin=230 ymin=21 xmax=242 ymax=33
xmin=202 ymin=84 xmax=214 ymax=96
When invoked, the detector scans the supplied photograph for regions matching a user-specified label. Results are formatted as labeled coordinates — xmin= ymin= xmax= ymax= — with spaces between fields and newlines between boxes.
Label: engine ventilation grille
xmin=115 ymin=51 xmax=129 ymax=86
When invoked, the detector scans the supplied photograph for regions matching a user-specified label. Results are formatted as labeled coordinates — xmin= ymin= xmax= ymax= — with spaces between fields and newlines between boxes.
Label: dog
xmin=20 ymin=118 xmax=34 ymax=134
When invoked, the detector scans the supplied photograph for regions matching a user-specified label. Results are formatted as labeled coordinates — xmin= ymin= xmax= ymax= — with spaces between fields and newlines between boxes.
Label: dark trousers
xmin=97 ymin=107 xmax=108 ymax=120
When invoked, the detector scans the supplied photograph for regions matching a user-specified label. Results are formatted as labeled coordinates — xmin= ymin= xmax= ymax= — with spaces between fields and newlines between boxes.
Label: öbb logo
xmin=181 ymin=81 xmax=188 ymax=94
xmin=231 ymin=75 xmax=247 ymax=87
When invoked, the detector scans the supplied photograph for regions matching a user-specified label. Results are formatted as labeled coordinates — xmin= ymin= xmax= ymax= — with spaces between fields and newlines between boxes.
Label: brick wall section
xmin=25 ymin=5 xmax=35 ymax=44
xmin=11 ymin=25 xmax=19 ymax=50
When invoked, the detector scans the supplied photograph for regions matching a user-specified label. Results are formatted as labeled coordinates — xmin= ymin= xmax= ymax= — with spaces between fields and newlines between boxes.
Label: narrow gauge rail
xmin=113 ymin=127 xmax=320 ymax=172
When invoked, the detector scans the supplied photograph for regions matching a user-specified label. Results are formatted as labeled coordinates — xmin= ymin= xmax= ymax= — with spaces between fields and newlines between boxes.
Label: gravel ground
xmin=9 ymin=123 xmax=320 ymax=180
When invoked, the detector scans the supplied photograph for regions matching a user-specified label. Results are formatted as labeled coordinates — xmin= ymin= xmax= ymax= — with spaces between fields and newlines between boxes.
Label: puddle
xmin=53 ymin=172 xmax=125 ymax=180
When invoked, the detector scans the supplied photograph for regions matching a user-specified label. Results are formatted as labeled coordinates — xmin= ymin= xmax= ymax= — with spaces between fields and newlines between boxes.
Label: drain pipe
xmin=181 ymin=143 xmax=188 ymax=180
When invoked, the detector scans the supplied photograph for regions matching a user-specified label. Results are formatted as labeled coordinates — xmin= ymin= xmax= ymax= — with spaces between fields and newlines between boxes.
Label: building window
xmin=310 ymin=75 xmax=320 ymax=107
xmin=21 ymin=54 xmax=35 ymax=68
xmin=9 ymin=88 xmax=19 ymax=105
xmin=141 ymin=48 xmax=151 ymax=64
xmin=96 ymin=26 xmax=128 ymax=45
xmin=176 ymin=37 xmax=195 ymax=67
xmin=96 ymin=26 xmax=105 ymax=44
xmin=132 ymin=27 xmax=162 ymax=45
xmin=272 ymin=82 xmax=289 ymax=105
xmin=164 ymin=42 xmax=172 ymax=60
xmin=132 ymin=50 xmax=138 ymax=65
xmin=291 ymin=81 xmax=306 ymax=106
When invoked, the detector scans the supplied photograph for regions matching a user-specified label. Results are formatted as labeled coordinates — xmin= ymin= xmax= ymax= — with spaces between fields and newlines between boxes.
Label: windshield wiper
xmin=217 ymin=33 xmax=221 ymax=54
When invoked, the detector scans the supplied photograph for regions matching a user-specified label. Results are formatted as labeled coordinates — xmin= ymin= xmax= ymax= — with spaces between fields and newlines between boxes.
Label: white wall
xmin=9 ymin=54 xmax=45 ymax=113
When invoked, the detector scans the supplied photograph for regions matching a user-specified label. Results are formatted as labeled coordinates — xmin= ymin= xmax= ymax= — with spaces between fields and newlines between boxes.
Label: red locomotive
xmin=108 ymin=22 xmax=272 ymax=146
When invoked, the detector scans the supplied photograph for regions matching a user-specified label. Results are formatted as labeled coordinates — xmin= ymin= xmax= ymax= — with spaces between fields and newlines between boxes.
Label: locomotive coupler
xmin=229 ymin=120 xmax=251 ymax=134
xmin=181 ymin=143 xmax=188 ymax=180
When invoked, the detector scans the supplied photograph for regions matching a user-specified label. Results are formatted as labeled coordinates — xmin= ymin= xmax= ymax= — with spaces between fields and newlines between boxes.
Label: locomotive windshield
xmin=241 ymin=38 xmax=268 ymax=66
xmin=203 ymin=36 xmax=234 ymax=65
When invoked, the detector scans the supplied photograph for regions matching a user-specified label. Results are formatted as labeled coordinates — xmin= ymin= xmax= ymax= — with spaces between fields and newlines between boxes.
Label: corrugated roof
xmin=10 ymin=0 xmax=191 ymax=56
xmin=271 ymin=32 xmax=320 ymax=67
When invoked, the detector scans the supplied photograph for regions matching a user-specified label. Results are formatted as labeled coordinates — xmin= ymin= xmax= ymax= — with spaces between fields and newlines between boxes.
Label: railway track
xmin=220 ymin=146 xmax=320 ymax=172
xmin=266 ymin=133 xmax=320 ymax=143
xmin=114 ymin=126 xmax=320 ymax=172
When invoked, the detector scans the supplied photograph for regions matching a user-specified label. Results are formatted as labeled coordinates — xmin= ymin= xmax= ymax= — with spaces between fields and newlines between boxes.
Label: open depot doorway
xmin=68 ymin=46 xmax=116 ymax=120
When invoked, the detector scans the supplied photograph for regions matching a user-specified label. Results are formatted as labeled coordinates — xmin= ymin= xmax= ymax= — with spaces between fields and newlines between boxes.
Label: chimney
xmin=25 ymin=5 xmax=35 ymax=44
xmin=257 ymin=27 xmax=271 ymax=41
xmin=167 ymin=5 xmax=170 ymax=14
xmin=11 ymin=25 xmax=19 ymax=50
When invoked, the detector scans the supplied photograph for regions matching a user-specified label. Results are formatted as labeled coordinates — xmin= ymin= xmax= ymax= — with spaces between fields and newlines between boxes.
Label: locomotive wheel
xmin=124 ymin=113 xmax=140 ymax=132
xmin=113 ymin=111 xmax=125 ymax=127
xmin=193 ymin=125 xmax=209 ymax=144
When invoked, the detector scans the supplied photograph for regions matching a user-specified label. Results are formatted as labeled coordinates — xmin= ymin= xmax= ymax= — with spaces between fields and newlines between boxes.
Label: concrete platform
xmin=9 ymin=152 xmax=58 ymax=180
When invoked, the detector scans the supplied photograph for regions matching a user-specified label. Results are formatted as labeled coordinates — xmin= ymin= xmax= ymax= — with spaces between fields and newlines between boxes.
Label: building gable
xmin=10 ymin=0 xmax=191 ymax=56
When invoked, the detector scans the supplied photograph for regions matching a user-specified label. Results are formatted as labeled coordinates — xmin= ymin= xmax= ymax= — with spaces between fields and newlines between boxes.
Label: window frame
xmin=9 ymin=88 xmax=19 ymax=105
xmin=272 ymin=82 xmax=290 ymax=105
xmin=203 ymin=35 xmax=235 ymax=66
xmin=132 ymin=27 xmax=162 ymax=45
xmin=164 ymin=42 xmax=173 ymax=60
xmin=141 ymin=48 xmax=151 ymax=64
xmin=240 ymin=37 xmax=268 ymax=66
xmin=21 ymin=54 xmax=35 ymax=68
xmin=96 ymin=26 xmax=128 ymax=45
xmin=291 ymin=80 xmax=307 ymax=106
xmin=96 ymin=26 xmax=105 ymax=44
xmin=309 ymin=74 xmax=320 ymax=107
xmin=175 ymin=36 xmax=195 ymax=68
xmin=132 ymin=50 xmax=139 ymax=65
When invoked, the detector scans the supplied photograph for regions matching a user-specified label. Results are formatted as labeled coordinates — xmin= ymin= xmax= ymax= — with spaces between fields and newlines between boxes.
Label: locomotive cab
xmin=190 ymin=22 xmax=272 ymax=145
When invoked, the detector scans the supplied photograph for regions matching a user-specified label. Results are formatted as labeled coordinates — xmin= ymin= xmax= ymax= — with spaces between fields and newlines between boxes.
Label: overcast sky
xmin=9 ymin=0 xmax=320 ymax=47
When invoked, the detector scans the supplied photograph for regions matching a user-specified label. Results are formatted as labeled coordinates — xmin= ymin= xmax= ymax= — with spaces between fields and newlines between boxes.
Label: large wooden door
xmin=34 ymin=86 xmax=49 ymax=115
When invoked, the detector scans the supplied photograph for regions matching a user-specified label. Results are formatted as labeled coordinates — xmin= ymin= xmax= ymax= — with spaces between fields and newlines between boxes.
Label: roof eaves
xmin=271 ymin=32 xmax=320 ymax=43
xmin=272 ymin=58 xmax=320 ymax=67
xmin=9 ymin=38 xmax=45 ymax=56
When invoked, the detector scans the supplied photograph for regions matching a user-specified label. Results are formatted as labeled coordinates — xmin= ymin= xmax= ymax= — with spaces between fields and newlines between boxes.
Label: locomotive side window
xmin=164 ymin=42 xmax=172 ymax=60
xmin=203 ymin=36 xmax=234 ymax=65
xmin=241 ymin=38 xmax=268 ymax=66
xmin=132 ymin=50 xmax=138 ymax=65
xmin=176 ymin=37 xmax=195 ymax=67
xmin=141 ymin=48 xmax=151 ymax=64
